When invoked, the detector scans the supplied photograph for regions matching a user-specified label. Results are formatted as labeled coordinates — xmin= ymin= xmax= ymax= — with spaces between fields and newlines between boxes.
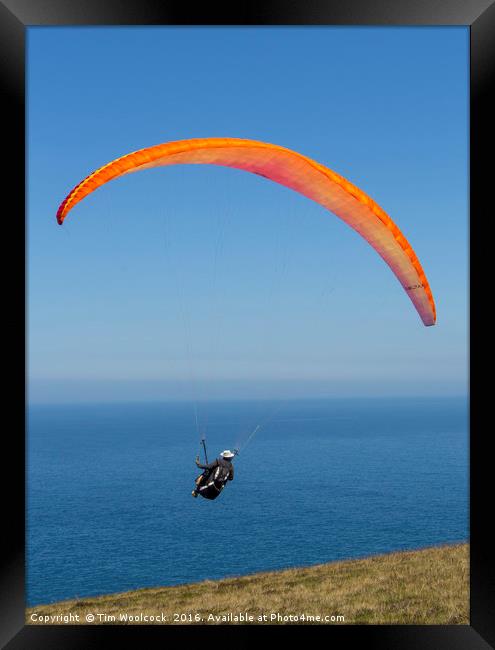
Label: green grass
xmin=27 ymin=543 xmax=468 ymax=625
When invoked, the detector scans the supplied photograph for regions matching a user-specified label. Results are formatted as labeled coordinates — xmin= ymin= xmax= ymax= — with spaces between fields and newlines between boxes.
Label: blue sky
xmin=27 ymin=27 xmax=468 ymax=403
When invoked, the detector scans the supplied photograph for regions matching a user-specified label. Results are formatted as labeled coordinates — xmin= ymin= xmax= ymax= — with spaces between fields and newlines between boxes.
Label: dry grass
xmin=26 ymin=543 xmax=469 ymax=625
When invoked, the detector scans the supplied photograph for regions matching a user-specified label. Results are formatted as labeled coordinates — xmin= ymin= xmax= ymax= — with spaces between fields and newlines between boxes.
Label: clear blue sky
xmin=27 ymin=27 xmax=468 ymax=403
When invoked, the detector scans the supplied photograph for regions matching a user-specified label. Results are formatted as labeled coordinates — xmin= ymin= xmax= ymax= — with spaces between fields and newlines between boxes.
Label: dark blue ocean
xmin=27 ymin=397 xmax=468 ymax=607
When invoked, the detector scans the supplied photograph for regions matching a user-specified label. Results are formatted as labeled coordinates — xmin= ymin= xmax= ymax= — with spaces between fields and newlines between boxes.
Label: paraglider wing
xmin=56 ymin=137 xmax=436 ymax=326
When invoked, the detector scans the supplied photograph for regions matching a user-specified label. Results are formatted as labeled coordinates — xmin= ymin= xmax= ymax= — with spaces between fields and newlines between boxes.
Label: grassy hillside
xmin=27 ymin=543 xmax=468 ymax=625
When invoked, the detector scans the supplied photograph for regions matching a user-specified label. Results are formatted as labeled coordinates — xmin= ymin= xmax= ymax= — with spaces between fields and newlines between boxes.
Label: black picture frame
xmin=2 ymin=0 xmax=492 ymax=647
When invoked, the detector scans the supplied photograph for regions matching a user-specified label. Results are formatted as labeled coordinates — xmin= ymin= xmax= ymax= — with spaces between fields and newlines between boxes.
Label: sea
xmin=27 ymin=396 xmax=468 ymax=607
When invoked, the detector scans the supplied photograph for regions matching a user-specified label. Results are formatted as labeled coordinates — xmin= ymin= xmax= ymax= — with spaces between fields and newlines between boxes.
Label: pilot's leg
xmin=192 ymin=471 xmax=206 ymax=497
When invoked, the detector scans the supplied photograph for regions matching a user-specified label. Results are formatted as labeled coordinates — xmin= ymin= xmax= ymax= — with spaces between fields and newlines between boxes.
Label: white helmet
xmin=221 ymin=450 xmax=235 ymax=459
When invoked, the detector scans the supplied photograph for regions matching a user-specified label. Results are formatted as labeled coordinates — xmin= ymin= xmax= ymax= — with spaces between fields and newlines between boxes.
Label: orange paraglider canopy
xmin=56 ymin=137 xmax=436 ymax=326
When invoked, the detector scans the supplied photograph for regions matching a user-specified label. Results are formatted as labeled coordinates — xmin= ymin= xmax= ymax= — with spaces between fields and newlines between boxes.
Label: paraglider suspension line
xmin=201 ymin=437 xmax=209 ymax=465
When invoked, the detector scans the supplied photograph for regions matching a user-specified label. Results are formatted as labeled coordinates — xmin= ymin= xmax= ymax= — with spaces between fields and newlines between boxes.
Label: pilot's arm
xmin=195 ymin=456 xmax=219 ymax=471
